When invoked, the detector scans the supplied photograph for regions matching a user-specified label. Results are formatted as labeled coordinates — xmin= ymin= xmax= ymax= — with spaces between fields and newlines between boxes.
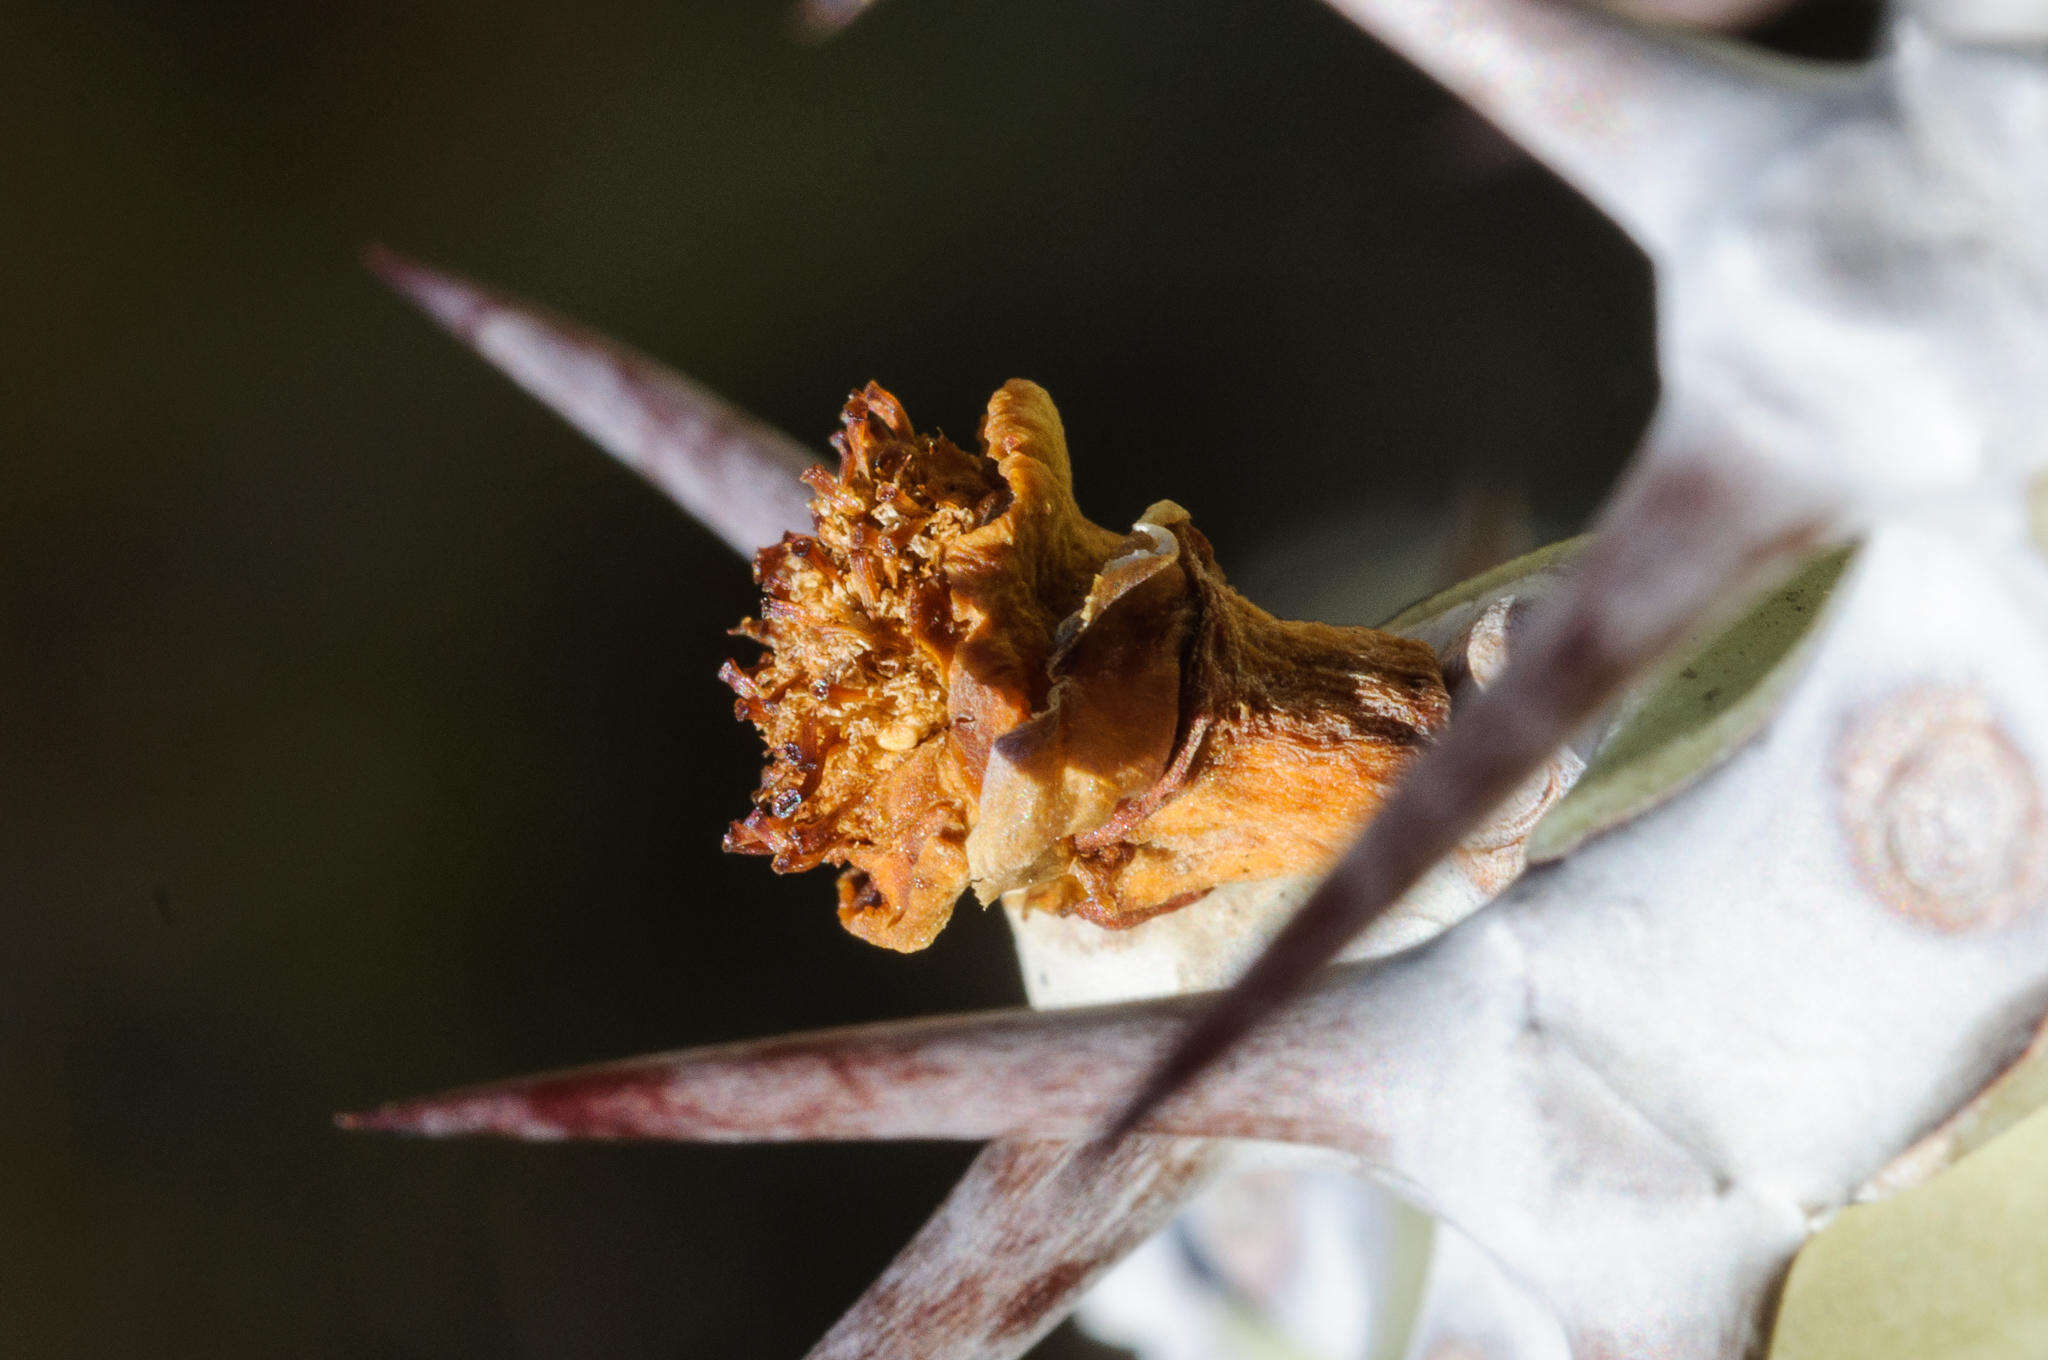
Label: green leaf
xmin=1527 ymin=543 xmax=1857 ymax=863
xmin=1769 ymin=1102 xmax=2048 ymax=1360
xmin=1379 ymin=535 xmax=1586 ymax=635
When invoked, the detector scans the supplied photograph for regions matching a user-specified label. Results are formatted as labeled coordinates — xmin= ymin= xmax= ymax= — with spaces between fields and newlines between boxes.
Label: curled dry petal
xmin=723 ymin=381 xmax=1450 ymax=951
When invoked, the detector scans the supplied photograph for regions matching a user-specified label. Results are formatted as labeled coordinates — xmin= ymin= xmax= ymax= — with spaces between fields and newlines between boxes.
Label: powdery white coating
xmin=1400 ymin=1218 xmax=1572 ymax=1360
xmin=1661 ymin=26 xmax=2048 ymax=513
xmin=1514 ymin=532 xmax=2048 ymax=1196
xmin=1904 ymin=0 xmax=2048 ymax=41
xmin=1448 ymin=522 xmax=2048 ymax=1351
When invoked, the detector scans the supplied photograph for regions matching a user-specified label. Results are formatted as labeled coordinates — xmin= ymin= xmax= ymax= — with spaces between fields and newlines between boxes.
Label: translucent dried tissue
xmin=725 ymin=381 xmax=1448 ymax=951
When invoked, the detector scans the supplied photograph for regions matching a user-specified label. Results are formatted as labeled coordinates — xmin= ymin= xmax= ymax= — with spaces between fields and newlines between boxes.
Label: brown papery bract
xmin=726 ymin=381 xmax=1448 ymax=951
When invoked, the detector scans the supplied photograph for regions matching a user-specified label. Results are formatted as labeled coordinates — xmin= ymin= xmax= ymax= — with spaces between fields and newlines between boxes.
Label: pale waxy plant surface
xmin=344 ymin=1 xmax=2048 ymax=1357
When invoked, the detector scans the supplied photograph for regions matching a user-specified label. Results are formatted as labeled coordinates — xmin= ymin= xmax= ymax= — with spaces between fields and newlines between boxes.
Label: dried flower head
xmin=722 ymin=379 xmax=1449 ymax=951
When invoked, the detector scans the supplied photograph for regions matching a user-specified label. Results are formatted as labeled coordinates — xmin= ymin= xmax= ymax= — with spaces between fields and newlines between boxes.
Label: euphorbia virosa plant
xmin=342 ymin=0 xmax=2048 ymax=1355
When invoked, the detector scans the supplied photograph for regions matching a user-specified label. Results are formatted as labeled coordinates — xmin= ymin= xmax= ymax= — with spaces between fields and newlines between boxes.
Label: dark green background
xmin=1 ymin=1 xmax=1866 ymax=1355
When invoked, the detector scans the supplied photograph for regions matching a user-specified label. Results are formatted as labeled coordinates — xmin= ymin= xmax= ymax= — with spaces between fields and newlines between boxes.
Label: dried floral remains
xmin=725 ymin=381 xmax=1450 ymax=951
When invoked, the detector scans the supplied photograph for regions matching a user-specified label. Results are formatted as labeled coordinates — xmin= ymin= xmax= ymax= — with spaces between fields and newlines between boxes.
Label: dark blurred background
xmin=1 ymin=1 xmax=1873 ymax=1356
